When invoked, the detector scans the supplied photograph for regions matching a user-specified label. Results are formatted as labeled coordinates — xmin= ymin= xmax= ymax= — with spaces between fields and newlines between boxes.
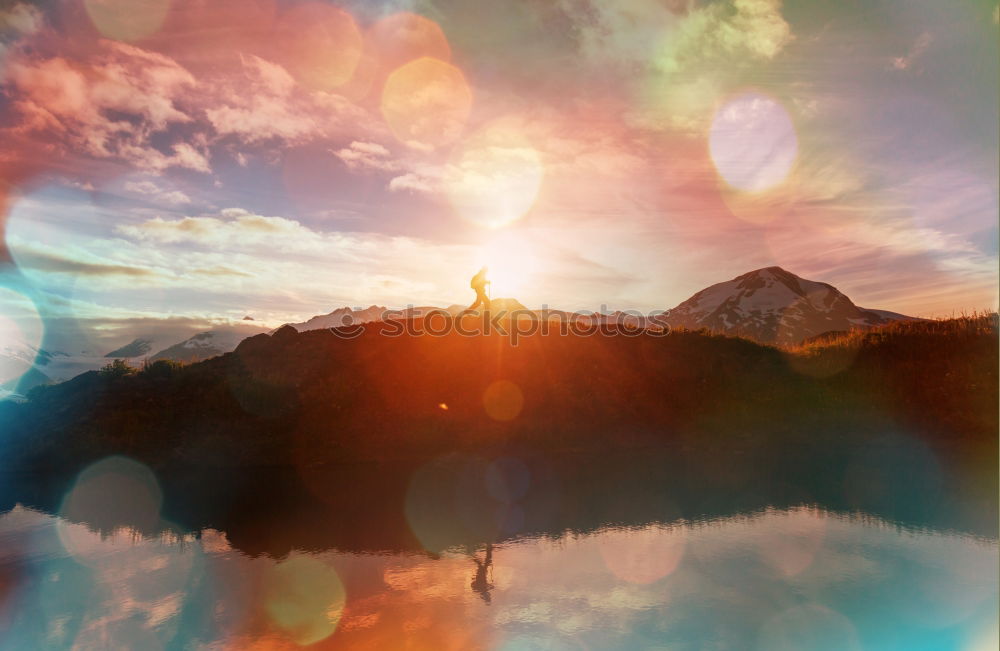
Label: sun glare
xmin=446 ymin=121 xmax=544 ymax=229
xmin=709 ymin=91 xmax=798 ymax=193
xmin=478 ymin=234 xmax=540 ymax=298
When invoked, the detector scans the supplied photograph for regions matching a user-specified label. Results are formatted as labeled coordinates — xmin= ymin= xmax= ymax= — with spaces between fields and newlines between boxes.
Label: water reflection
xmin=471 ymin=544 xmax=495 ymax=604
xmin=0 ymin=505 xmax=994 ymax=649
xmin=0 ymin=443 xmax=996 ymax=648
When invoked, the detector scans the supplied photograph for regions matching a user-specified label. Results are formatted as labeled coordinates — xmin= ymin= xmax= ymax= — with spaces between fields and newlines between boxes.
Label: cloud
xmin=889 ymin=31 xmax=932 ymax=71
xmin=657 ymin=0 xmax=792 ymax=70
xmin=202 ymin=54 xmax=379 ymax=146
xmin=123 ymin=180 xmax=192 ymax=206
xmin=4 ymin=40 xmax=207 ymax=172
xmin=3 ymin=40 xmax=379 ymax=176
xmin=335 ymin=141 xmax=399 ymax=171
xmin=170 ymin=142 xmax=210 ymax=172
xmin=566 ymin=0 xmax=791 ymax=72
xmin=11 ymin=247 xmax=157 ymax=278
xmin=191 ymin=265 xmax=253 ymax=278
xmin=203 ymin=56 xmax=317 ymax=143
xmin=116 ymin=211 xmax=329 ymax=251
xmin=571 ymin=0 xmax=795 ymax=132
xmin=388 ymin=173 xmax=433 ymax=194
xmin=11 ymin=205 xmax=643 ymax=317
xmin=0 ymin=2 xmax=43 ymax=38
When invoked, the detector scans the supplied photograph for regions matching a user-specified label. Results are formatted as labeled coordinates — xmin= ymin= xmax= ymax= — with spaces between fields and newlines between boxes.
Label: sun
xmin=477 ymin=234 xmax=540 ymax=298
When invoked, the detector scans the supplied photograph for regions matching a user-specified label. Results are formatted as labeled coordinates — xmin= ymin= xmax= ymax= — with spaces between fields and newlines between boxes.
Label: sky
xmin=0 ymin=0 xmax=997 ymax=351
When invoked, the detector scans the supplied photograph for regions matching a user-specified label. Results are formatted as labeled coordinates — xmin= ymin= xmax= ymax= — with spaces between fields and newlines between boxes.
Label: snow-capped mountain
xmin=282 ymin=305 xmax=390 ymax=332
xmin=285 ymin=300 xmax=659 ymax=331
xmin=105 ymin=338 xmax=154 ymax=358
xmin=1 ymin=338 xmax=50 ymax=394
xmin=149 ymin=328 xmax=267 ymax=363
xmin=666 ymin=266 xmax=914 ymax=344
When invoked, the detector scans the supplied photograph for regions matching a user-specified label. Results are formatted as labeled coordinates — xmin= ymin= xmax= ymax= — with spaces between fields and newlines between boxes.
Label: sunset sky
xmin=0 ymin=0 xmax=997 ymax=350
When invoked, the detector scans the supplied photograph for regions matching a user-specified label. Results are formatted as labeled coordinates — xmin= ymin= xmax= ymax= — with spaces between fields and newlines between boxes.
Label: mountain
xmin=105 ymin=338 xmax=154 ymax=358
xmin=1 ymin=337 xmax=56 ymax=395
xmin=282 ymin=305 xmax=391 ymax=332
xmin=1 ymin=333 xmax=141 ymax=395
xmin=149 ymin=328 xmax=266 ymax=363
xmin=484 ymin=297 xmax=527 ymax=313
xmin=861 ymin=308 xmax=918 ymax=321
xmin=282 ymin=302 xmax=532 ymax=333
xmin=667 ymin=267 xmax=914 ymax=344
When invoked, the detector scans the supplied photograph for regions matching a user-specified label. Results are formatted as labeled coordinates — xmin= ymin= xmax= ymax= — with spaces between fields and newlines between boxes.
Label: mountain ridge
xmin=1 ymin=267 xmax=919 ymax=395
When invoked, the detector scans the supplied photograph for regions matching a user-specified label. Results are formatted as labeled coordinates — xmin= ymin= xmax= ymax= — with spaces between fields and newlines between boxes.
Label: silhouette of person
xmin=470 ymin=543 xmax=494 ymax=604
xmin=468 ymin=266 xmax=491 ymax=311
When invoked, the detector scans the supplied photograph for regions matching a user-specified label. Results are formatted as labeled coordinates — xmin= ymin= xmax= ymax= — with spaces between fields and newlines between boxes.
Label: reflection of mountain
xmin=667 ymin=267 xmax=915 ymax=344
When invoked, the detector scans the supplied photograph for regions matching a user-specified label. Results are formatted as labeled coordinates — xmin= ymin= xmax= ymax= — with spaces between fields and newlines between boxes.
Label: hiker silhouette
xmin=468 ymin=266 xmax=491 ymax=311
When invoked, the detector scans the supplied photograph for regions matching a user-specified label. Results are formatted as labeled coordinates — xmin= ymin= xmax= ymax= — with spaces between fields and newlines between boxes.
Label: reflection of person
xmin=471 ymin=543 xmax=494 ymax=604
xmin=468 ymin=266 xmax=491 ymax=311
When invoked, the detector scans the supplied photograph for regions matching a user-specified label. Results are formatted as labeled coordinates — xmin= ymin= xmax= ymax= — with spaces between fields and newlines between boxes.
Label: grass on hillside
xmin=788 ymin=311 xmax=998 ymax=353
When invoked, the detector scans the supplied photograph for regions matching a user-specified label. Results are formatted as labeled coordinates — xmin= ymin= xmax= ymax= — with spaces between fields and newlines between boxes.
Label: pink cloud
xmin=203 ymin=54 xmax=382 ymax=146
xmin=4 ymin=40 xmax=201 ymax=173
xmin=2 ymin=33 xmax=385 ymax=177
xmin=388 ymin=173 xmax=433 ymax=194
xmin=335 ymin=140 xmax=398 ymax=171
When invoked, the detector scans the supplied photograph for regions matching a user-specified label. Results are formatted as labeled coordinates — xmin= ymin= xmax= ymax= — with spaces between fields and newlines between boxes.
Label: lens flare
xmin=446 ymin=125 xmax=544 ymax=229
xmin=369 ymin=12 xmax=451 ymax=72
xmin=265 ymin=554 xmax=346 ymax=646
xmin=336 ymin=44 xmax=380 ymax=102
xmin=598 ymin=525 xmax=686 ymax=585
xmin=755 ymin=506 xmax=827 ymax=577
xmin=485 ymin=457 xmax=531 ymax=503
xmin=84 ymin=0 xmax=171 ymax=42
xmin=405 ymin=455 xmax=505 ymax=553
xmin=275 ymin=2 xmax=363 ymax=92
xmin=6 ymin=186 xmax=105 ymax=289
xmin=784 ymin=340 xmax=860 ymax=379
xmin=57 ymin=456 xmax=163 ymax=563
xmin=0 ymin=286 xmax=44 ymax=389
xmin=477 ymin=233 xmax=542 ymax=297
xmin=709 ymin=92 xmax=798 ymax=193
xmin=381 ymin=57 xmax=472 ymax=149
xmin=966 ymin=620 xmax=1000 ymax=651
xmin=483 ymin=380 xmax=524 ymax=422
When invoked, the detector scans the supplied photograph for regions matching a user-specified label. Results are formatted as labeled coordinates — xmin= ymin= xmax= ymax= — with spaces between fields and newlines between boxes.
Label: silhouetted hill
xmin=1 ymin=314 xmax=995 ymax=478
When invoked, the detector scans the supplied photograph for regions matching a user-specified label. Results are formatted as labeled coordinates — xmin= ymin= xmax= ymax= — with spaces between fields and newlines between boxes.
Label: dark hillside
xmin=1 ymin=314 xmax=995 ymax=474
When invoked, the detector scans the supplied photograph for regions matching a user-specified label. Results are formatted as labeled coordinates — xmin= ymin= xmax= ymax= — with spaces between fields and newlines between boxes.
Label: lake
xmin=0 ymin=441 xmax=996 ymax=649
